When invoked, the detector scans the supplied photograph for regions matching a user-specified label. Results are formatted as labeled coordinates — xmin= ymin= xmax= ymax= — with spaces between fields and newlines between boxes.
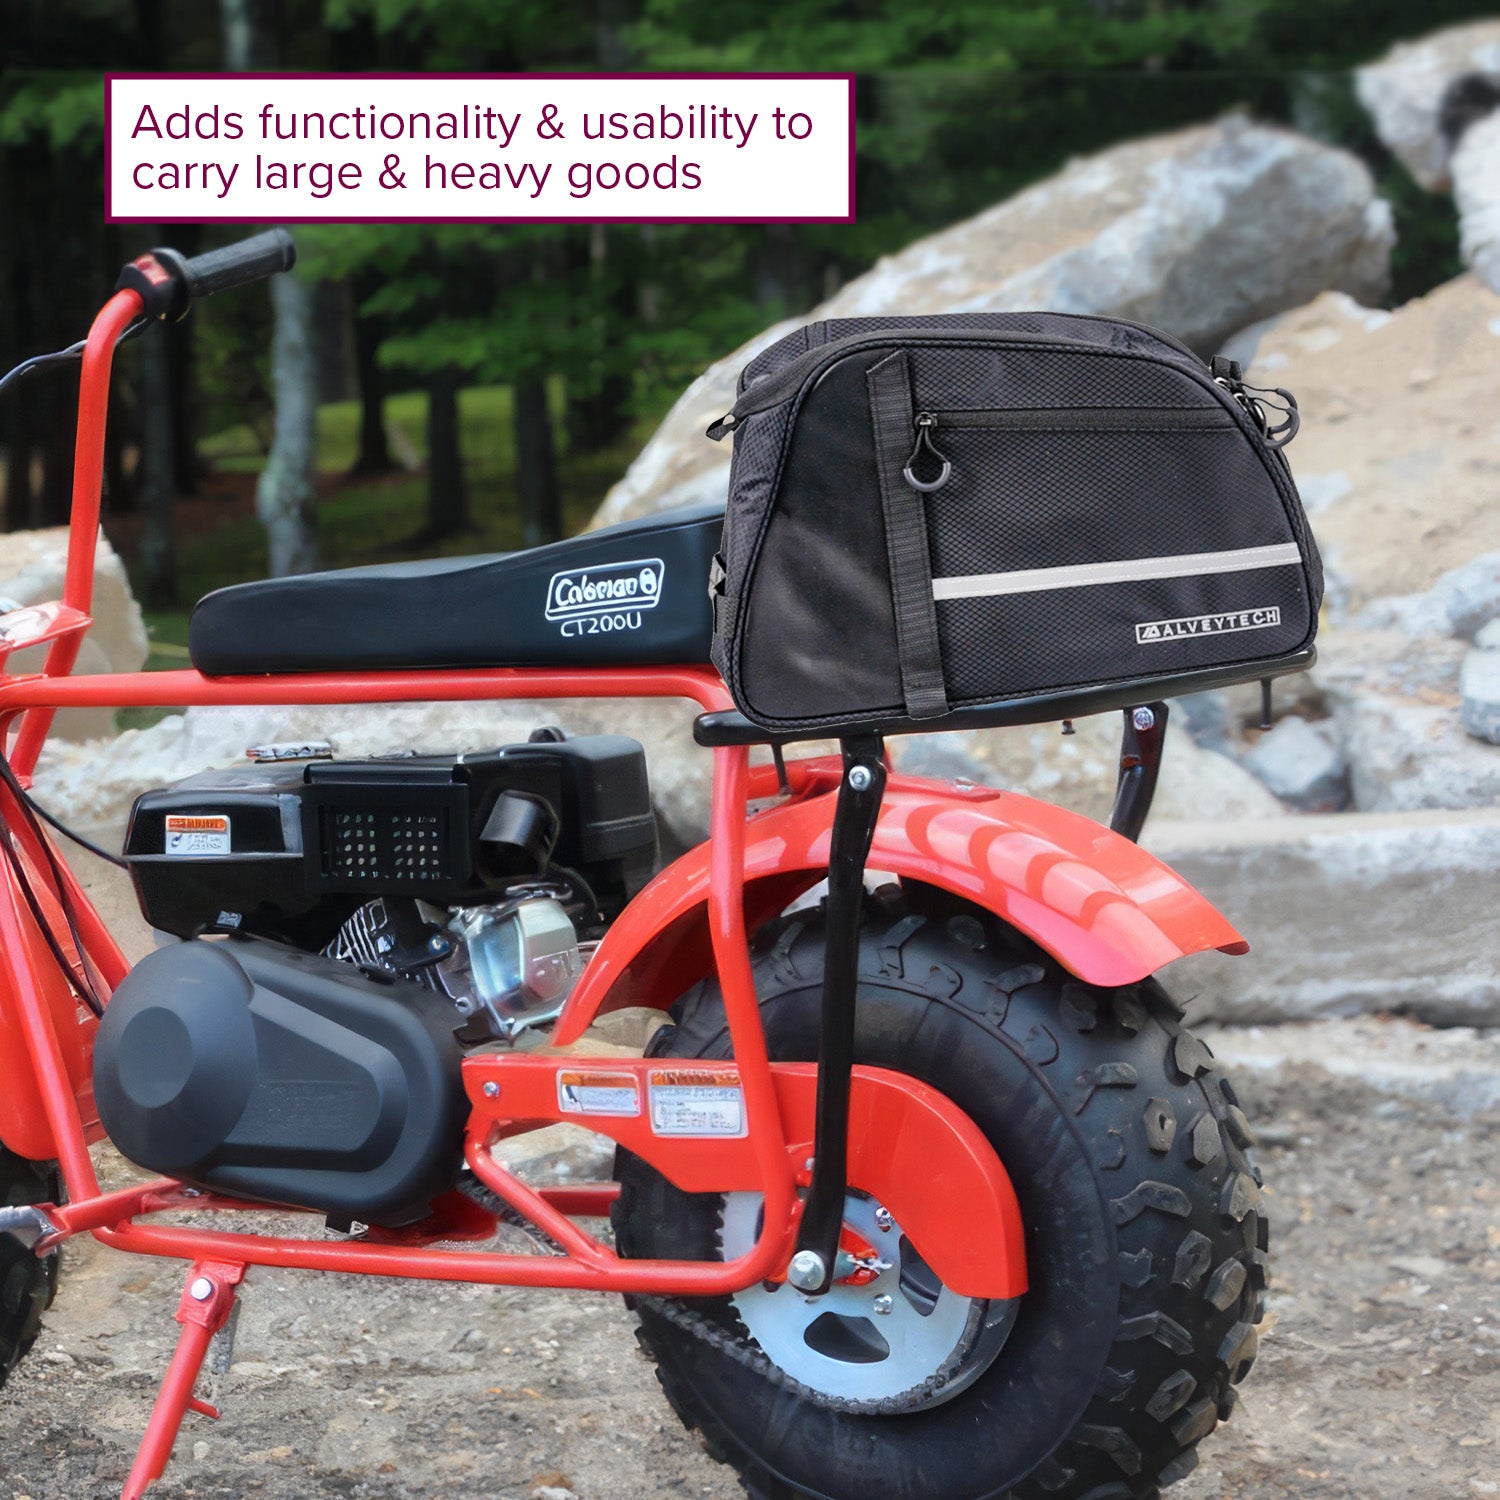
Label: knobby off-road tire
xmin=613 ymin=891 xmax=1268 ymax=1500
xmin=0 ymin=1147 xmax=61 ymax=1389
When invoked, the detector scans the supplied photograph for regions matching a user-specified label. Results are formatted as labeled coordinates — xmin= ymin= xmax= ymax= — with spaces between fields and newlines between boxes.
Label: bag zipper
xmin=705 ymin=324 xmax=1218 ymax=442
xmin=735 ymin=310 xmax=1206 ymax=398
xmin=918 ymin=406 xmax=1233 ymax=431
xmin=902 ymin=405 xmax=1234 ymax=494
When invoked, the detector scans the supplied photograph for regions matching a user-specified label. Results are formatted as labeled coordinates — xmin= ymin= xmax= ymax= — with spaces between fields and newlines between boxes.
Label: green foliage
xmin=627 ymin=0 xmax=1270 ymax=72
xmin=0 ymin=74 xmax=104 ymax=151
xmin=325 ymin=0 xmax=619 ymax=68
xmin=188 ymin=377 xmax=668 ymax=580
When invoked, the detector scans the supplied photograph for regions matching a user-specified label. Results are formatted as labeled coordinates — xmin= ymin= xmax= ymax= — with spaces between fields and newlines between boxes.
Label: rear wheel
xmin=613 ymin=894 xmax=1267 ymax=1500
xmin=0 ymin=1147 xmax=61 ymax=1389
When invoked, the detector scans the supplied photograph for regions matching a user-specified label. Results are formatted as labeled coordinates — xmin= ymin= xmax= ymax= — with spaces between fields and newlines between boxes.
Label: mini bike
xmin=0 ymin=233 xmax=1270 ymax=1500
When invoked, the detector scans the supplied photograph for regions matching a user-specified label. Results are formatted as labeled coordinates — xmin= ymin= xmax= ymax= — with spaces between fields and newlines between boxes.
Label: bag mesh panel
xmin=922 ymin=427 xmax=1291 ymax=578
xmin=722 ymin=406 xmax=793 ymax=584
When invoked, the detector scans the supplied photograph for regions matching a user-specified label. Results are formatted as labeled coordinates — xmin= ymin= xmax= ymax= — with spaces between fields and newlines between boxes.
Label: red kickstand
xmin=121 ymin=1261 xmax=246 ymax=1500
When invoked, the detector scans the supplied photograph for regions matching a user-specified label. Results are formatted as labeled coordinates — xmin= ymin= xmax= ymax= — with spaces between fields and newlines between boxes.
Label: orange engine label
xmin=163 ymin=813 xmax=231 ymax=856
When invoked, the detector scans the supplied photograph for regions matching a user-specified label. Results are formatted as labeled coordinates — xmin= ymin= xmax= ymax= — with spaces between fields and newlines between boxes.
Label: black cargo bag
xmin=706 ymin=312 xmax=1321 ymax=735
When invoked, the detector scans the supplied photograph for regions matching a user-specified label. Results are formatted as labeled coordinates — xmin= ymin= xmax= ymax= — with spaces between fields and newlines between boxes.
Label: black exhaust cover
xmin=93 ymin=937 xmax=467 ymax=1226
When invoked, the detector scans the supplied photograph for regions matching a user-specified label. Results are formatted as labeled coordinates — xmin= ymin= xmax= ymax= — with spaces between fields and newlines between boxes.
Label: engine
xmin=94 ymin=731 xmax=657 ymax=1224
xmin=119 ymin=729 xmax=654 ymax=1040
xmin=323 ymin=892 xmax=588 ymax=1044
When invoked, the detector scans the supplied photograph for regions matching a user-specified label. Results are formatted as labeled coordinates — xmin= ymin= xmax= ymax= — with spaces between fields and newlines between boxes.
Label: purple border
xmin=104 ymin=71 xmax=857 ymax=225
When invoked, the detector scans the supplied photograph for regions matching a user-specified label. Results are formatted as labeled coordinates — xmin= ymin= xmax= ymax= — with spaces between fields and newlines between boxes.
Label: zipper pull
xmin=1241 ymin=382 xmax=1299 ymax=448
xmin=1214 ymin=362 xmax=1300 ymax=449
xmin=903 ymin=412 xmax=952 ymax=493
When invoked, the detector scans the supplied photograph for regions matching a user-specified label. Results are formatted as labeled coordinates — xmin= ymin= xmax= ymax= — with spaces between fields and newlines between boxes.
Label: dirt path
xmin=1 ymin=1020 xmax=1497 ymax=1500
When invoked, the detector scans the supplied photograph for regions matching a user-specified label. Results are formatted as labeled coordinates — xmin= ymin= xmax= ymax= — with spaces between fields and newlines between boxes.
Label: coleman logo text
xmin=1135 ymin=607 xmax=1281 ymax=645
xmin=545 ymin=558 xmax=663 ymax=637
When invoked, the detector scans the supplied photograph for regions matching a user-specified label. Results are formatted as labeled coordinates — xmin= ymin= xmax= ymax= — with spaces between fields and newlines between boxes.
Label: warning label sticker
xmin=648 ymin=1068 xmax=747 ymax=1138
xmin=556 ymin=1070 xmax=641 ymax=1118
xmin=163 ymin=813 xmax=231 ymax=856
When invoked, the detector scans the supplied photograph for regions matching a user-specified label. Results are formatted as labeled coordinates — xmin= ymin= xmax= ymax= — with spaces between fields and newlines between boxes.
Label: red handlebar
xmin=10 ymin=236 xmax=299 ymax=775
xmin=7 ymin=288 xmax=145 ymax=778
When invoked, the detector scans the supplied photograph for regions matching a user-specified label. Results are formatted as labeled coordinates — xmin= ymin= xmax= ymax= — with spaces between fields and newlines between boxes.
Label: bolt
xmin=428 ymin=934 xmax=449 ymax=954
xmin=872 ymin=1294 xmax=894 ymax=1315
xmin=482 ymin=1080 xmax=500 ymax=1098
xmin=873 ymin=1206 xmax=894 ymax=1233
xmin=1132 ymin=706 xmax=1156 ymax=732
xmin=188 ymin=1276 xmax=214 ymax=1302
xmin=786 ymin=1250 xmax=827 ymax=1292
xmin=804 ymin=1157 xmax=816 ymax=1173
xmin=847 ymin=764 xmax=873 ymax=792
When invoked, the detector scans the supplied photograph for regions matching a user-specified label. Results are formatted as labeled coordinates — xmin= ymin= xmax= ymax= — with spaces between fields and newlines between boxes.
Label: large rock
xmin=1240 ymin=275 xmax=1500 ymax=613
xmin=1240 ymin=715 xmax=1348 ymax=812
xmin=1357 ymin=549 xmax=1500 ymax=642
xmin=1313 ymin=625 xmax=1500 ymax=812
xmin=891 ymin=712 xmax=1284 ymax=828
xmin=1148 ymin=807 xmax=1500 ymax=1027
xmin=1356 ymin=20 xmax=1500 ymax=191
xmin=0 ymin=528 xmax=149 ymax=740
xmin=1438 ymin=550 xmax=1500 ymax=640
xmin=1459 ymin=642 xmax=1500 ymax=743
xmin=596 ymin=117 xmax=1392 ymax=528
xmin=1203 ymin=1016 xmax=1500 ymax=1118
xmin=1170 ymin=591 xmax=1500 ymax=817
xmin=1452 ymin=110 xmax=1500 ymax=293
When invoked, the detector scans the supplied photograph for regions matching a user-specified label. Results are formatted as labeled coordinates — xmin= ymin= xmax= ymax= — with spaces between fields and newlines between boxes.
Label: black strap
xmin=866 ymin=350 xmax=949 ymax=720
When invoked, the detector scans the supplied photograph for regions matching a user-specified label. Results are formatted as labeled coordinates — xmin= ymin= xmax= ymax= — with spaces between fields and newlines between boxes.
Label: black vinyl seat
xmin=189 ymin=502 xmax=723 ymax=676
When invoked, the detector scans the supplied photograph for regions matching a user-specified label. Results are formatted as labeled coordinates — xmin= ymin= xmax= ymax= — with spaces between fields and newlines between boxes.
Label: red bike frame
xmin=0 ymin=285 xmax=1248 ymax=1497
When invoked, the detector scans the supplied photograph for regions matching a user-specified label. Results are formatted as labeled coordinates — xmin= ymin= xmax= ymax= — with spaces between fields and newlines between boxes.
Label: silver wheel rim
xmin=718 ymin=1190 xmax=1018 ymax=1411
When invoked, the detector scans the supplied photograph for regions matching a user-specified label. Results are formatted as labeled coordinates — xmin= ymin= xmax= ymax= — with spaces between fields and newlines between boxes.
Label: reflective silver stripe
xmin=932 ymin=543 xmax=1304 ymax=602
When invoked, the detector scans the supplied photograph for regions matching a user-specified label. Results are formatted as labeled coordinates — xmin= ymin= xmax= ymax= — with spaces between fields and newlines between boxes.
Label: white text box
xmin=106 ymin=73 xmax=854 ymax=223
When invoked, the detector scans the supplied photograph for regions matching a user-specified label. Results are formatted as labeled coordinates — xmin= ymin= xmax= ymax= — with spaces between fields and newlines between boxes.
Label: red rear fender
xmin=551 ymin=765 xmax=1244 ymax=1046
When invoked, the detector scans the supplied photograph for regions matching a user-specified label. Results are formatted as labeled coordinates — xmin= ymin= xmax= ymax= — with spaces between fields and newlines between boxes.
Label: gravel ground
xmin=1 ymin=1017 xmax=1497 ymax=1500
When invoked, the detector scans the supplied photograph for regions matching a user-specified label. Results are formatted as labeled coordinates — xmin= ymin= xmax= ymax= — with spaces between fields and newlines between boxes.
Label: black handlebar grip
xmin=175 ymin=229 xmax=297 ymax=301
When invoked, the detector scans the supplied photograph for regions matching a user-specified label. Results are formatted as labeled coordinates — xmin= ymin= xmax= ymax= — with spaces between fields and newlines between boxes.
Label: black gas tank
xmin=93 ymin=937 xmax=467 ymax=1226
